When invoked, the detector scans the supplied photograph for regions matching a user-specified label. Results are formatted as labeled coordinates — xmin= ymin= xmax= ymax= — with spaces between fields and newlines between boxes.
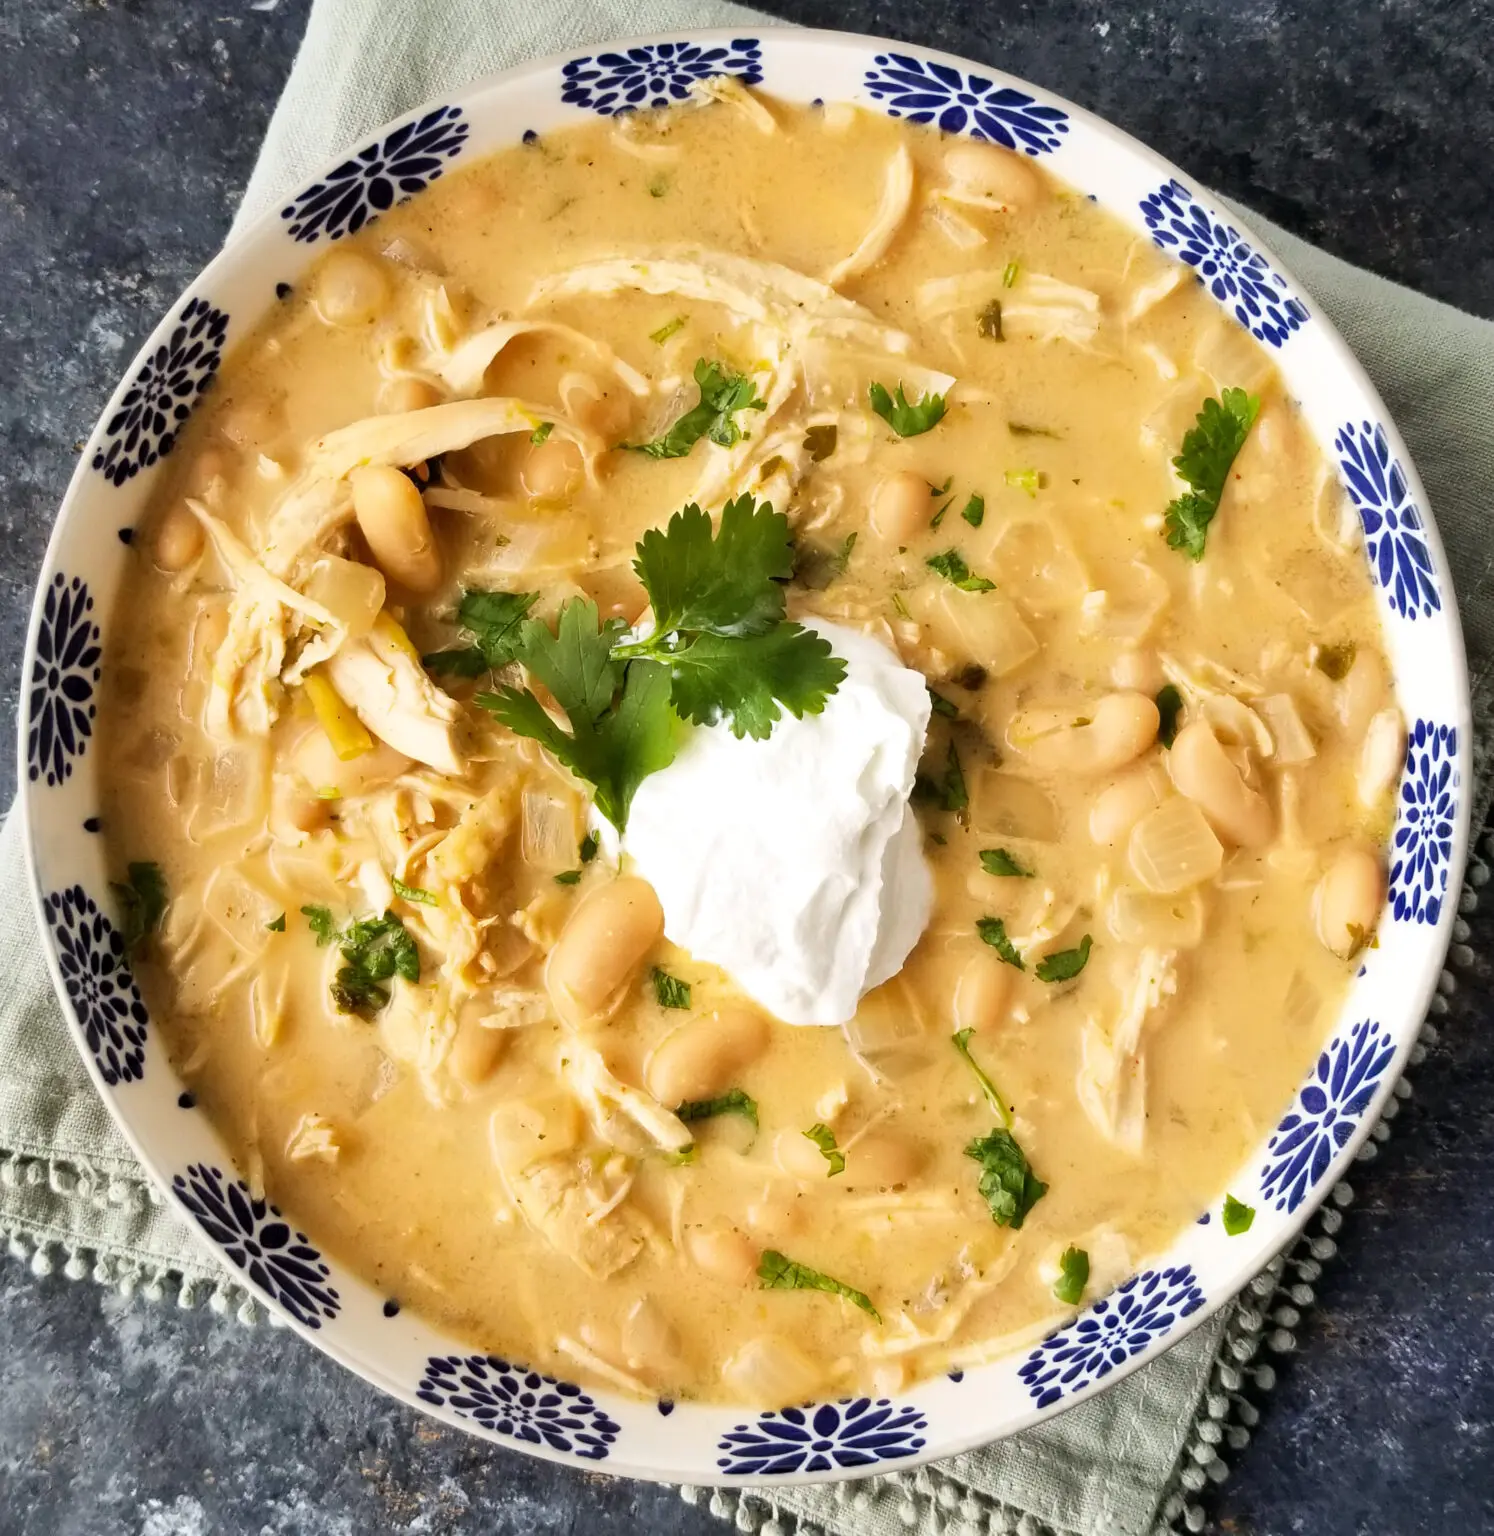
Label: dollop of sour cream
xmin=621 ymin=619 xmax=933 ymax=1026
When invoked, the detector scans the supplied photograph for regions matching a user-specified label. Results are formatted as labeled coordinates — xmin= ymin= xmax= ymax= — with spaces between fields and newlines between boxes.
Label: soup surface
xmin=100 ymin=88 xmax=1398 ymax=1406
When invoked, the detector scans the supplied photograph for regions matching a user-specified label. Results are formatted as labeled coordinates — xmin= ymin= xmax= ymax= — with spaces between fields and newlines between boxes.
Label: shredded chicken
xmin=825 ymin=144 xmax=915 ymax=287
xmin=1075 ymin=948 xmax=1178 ymax=1155
xmin=325 ymin=620 xmax=465 ymax=775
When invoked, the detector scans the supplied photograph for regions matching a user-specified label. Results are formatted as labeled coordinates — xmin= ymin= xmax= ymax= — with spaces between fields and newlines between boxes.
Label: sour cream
xmin=621 ymin=619 xmax=932 ymax=1026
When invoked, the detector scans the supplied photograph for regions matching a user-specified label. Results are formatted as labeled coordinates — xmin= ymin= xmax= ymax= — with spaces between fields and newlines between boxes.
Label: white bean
xmin=840 ymin=1131 xmax=926 ymax=1191
xmin=953 ymin=950 xmax=1013 ymax=1032
xmin=1168 ymin=721 xmax=1272 ymax=846
xmin=349 ymin=463 xmax=442 ymax=593
xmin=1357 ymin=708 xmax=1406 ymax=808
xmin=1013 ymin=692 xmax=1160 ymax=776
xmin=621 ymin=1298 xmax=682 ymax=1371
xmin=644 ymin=1005 xmax=769 ymax=1106
xmin=1089 ymin=769 xmax=1166 ymax=846
xmin=687 ymin=1225 xmax=759 ymax=1285
xmin=522 ymin=437 xmax=583 ymax=500
xmin=774 ymin=1127 xmax=832 ymax=1181
xmin=870 ymin=470 xmax=930 ymax=545
xmin=1314 ymin=847 xmax=1385 ymax=958
xmin=381 ymin=377 xmax=442 ymax=414
xmin=154 ymin=505 xmax=204 ymax=572
xmin=313 ymin=250 xmax=389 ymax=326
xmin=942 ymin=140 xmax=1042 ymax=207
xmin=1336 ymin=647 xmax=1390 ymax=738
xmin=547 ymin=877 xmax=664 ymax=1018
xmin=449 ymin=1018 xmax=508 ymax=1086
xmin=1111 ymin=648 xmax=1164 ymax=693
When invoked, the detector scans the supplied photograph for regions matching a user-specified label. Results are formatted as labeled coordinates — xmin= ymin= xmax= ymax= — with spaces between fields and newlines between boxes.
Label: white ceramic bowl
xmin=19 ymin=27 xmax=1470 ymax=1484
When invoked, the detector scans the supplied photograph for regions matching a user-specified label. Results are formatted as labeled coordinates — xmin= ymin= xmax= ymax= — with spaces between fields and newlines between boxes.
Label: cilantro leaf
xmin=331 ymin=910 xmax=420 ymax=1018
xmin=530 ymin=421 xmax=553 ymax=445
xmin=928 ymin=687 xmax=959 ymax=719
xmin=803 ymin=423 xmax=838 ymax=461
xmin=914 ymin=740 xmax=968 ymax=815
xmin=1035 ymin=934 xmax=1092 ymax=983
xmin=627 ymin=358 xmax=766 ymax=459
xmin=553 ymin=870 xmax=582 ymax=885
xmin=477 ymin=598 xmax=679 ymax=830
xmin=110 ymin=862 xmax=167 ymax=954
xmin=965 ymin=1128 xmax=1047 ymax=1230
xmin=302 ymin=904 xmax=338 ymax=946
xmin=1163 ymin=388 xmax=1261 ymax=560
xmin=980 ymin=847 xmax=1032 ymax=878
xmin=652 ymin=967 xmax=691 ymax=1009
xmin=1155 ymin=684 xmax=1184 ymax=748
xmin=391 ymin=877 xmax=436 ymax=906
xmin=960 ymin=493 xmax=985 ymax=528
xmin=976 ymin=916 xmax=1025 ymax=970
xmin=868 ymin=381 xmax=947 ymax=437
xmin=925 ymin=549 xmax=995 ymax=592
xmin=758 ymin=1249 xmax=880 ymax=1321
xmin=1053 ymin=1245 xmax=1089 ymax=1305
xmin=663 ymin=624 xmax=846 ymax=741
xmin=792 ymin=531 xmax=857 ymax=591
xmin=633 ymin=496 xmax=792 ymax=638
xmin=579 ymin=831 xmax=599 ymax=864
xmin=803 ymin=1123 xmax=845 ymax=1177
xmin=952 ymin=1028 xmax=1012 ymax=1126
xmin=676 ymin=1088 xmax=759 ymax=1131
xmin=422 ymin=588 xmax=539 ymax=677
xmin=1222 ymin=1194 xmax=1256 ymax=1235
xmin=266 ymin=913 xmax=286 ymax=932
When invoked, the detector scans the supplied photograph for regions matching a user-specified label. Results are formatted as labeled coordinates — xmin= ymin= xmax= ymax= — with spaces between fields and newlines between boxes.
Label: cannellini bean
xmin=1358 ymin=708 xmax=1406 ymax=807
xmin=381 ymin=376 xmax=442 ymax=414
xmin=942 ymin=139 xmax=1042 ymax=207
xmin=349 ymin=463 xmax=442 ymax=593
xmin=449 ymin=1018 xmax=508 ymax=1086
xmin=522 ymin=436 xmax=584 ymax=500
xmin=292 ymin=728 xmax=409 ymax=798
xmin=154 ymin=504 xmax=204 ymax=571
xmin=547 ymin=876 xmax=664 ymax=1017
xmin=870 ymin=469 xmax=929 ymax=545
xmin=774 ymin=1127 xmax=833 ymax=1181
xmin=687 ymin=1225 xmax=759 ymax=1285
xmin=1013 ymin=692 xmax=1160 ymax=776
xmin=1314 ymin=847 xmax=1385 ymax=958
xmin=283 ymin=793 xmax=330 ymax=835
xmin=644 ymin=1005 xmax=769 ymax=1105
xmin=1168 ymin=721 xmax=1272 ymax=846
xmin=186 ymin=447 xmax=231 ymax=496
xmin=561 ymin=371 xmax=633 ymax=439
xmin=1336 ymin=647 xmax=1390 ymax=738
xmin=953 ymin=949 xmax=1013 ymax=1032
xmin=1090 ymin=769 xmax=1166 ymax=846
xmin=313 ymin=249 xmax=389 ymax=326
xmin=840 ymin=1130 xmax=926 ymax=1191
xmin=1111 ymin=648 xmax=1164 ymax=693
xmin=621 ymin=1298 xmax=682 ymax=1372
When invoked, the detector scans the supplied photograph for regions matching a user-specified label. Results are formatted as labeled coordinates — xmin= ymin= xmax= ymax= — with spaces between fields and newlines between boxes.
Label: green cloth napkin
xmin=6 ymin=3 xmax=1494 ymax=1534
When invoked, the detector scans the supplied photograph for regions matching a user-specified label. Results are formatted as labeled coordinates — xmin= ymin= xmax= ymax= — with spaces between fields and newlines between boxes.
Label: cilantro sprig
xmin=759 ymin=1249 xmax=880 ymax=1321
xmin=1163 ymin=388 xmax=1261 ymax=560
xmin=676 ymin=1087 xmax=759 ymax=1132
xmin=1053 ymin=1245 xmax=1090 ymax=1305
xmin=302 ymin=908 xmax=421 ymax=1018
xmin=422 ymin=589 xmax=539 ymax=678
xmin=952 ymin=1029 xmax=1048 ymax=1231
xmin=869 ymin=381 xmax=947 ymax=437
xmin=476 ymin=497 xmax=846 ymax=827
xmin=627 ymin=358 xmax=766 ymax=459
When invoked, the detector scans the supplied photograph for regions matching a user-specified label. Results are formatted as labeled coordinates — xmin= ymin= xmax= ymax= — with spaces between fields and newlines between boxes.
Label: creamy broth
xmin=100 ymin=91 xmax=1397 ymax=1405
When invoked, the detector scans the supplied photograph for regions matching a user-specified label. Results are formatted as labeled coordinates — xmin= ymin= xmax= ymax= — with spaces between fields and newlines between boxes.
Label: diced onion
xmin=1256 ymin=693 xmax=1317 ymax=765
xmin=1128 ymin=798 xmax=1223 ymax=893
xmin=972 ymin=771 xmax=1061 ymax=843
xmin=301 ymin=555 xmax=385 ymax=637
xmin=993 ymin=519 xmax=1090 ymax=617
xmin=721 ymin=1337 xmax=824 ymax=1405
xmin=1106 ymin=885 xmax=1205 ymax=948
xmin=912 ymin=586 xmax=1038 ymax=677
xmin=521 ymin=788 xmax=580 ymax=872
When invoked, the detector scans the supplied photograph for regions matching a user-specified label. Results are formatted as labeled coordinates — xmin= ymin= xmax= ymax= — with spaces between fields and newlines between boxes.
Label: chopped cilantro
xmin=302 ymin=904 xmax=338 ymax=946
xmin=553 ymin=869 xmax=582 ymax=886
xmin=1005 ymin=467 xmax=1043 ymax=497
xmin=110 ymin=862 xmax=167 ymax=954
xmin=529 ymin=421 xmax=553 ymax=445
xmin=930 ymin=476 xmax=953 ymax=497
xmin=579 ymin=831 xmax=600 ymax=864
xmin=925 ymin=550 xmax=995 ymax=592
xmin=965 ymin=1128 xmax=1047 ymax=1230
xmin=1222 ymin=1194 xmax=1256 ymax=1235
xmin=266 ymin=913 xmax=286 ymax=932
xmin=915 ymin=741 xmax=968 ymax=815
xmin=792 ymin=531 xmax=857 ymax=591
xmin=330 ymin=911 xmax=420 ymax=1018
xmin=1053 ymin=1245 xmax=1090 ymax=1305
xmin=422 ymin=588 xmax=540 ymax=678
xmin=649 ymin=315 xmax=687 ymax=345
xmin=1163 ymin=388 xmax=1261 ymax=560
xmin=391 ymin=877 xmax=437 ymax=906
xmin=758 ymin=1249 xmax=880 ymax=1321
xmin=929 ymin=497 xmax=953 ymax=529
xmin=978 ymin=300 xmax=1004 ymax=340
xmin=652 ymin=967 xmax=691 ymax=1009
xmin=868 ymin=381 xmax=947 ymax=437
xmin=928 ymin=687 xmax=959 ymax=719
xmin=627 ymin=358 xmax=766 ymax=459
xmin=952 ymin=1028 xmax=1012 ymax=1126
xmin=980 ymin=848 xmax=1032 ymax=878
xmin=976 ymin=916 xmax=1025 ymax=971
xmin=960 ymin=493 xmax=985 ymax=528
xmin=803 ymin=1123 xmax=845 ymax=1177
xmin=1035 ymin=934 xmax=1093 ymax=983
xmin=1156 ymin=684 xmax=1185 ymax=748
xmin=676 ymin=1088 xmax=758 ymax=1131
xmin=803 ymin=423 xmax=838 ymax=461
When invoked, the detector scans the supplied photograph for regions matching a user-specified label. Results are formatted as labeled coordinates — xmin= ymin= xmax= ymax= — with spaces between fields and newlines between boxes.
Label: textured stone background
xmin=1 ymin=2 xmax=1491 ymax=1533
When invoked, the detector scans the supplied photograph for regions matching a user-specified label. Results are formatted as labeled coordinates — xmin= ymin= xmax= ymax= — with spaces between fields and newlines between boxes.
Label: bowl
xmin=18 ymin=26 xmax=1471 ymax=1484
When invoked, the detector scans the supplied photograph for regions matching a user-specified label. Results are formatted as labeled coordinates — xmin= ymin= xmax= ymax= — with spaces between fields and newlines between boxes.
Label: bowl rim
xmin=17 ymin=23 xmax=1473 ymax=1485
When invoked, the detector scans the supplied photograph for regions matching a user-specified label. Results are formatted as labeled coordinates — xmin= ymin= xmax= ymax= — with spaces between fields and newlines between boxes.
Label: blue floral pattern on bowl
xmin=1334 ymin=420 xmax=1441 ymax=620
xmin=1260 ymin=1019 xmax=1396 ymax=1213
xmin=1139 ymin=180 xmax=1308 ymax=346
xmin=91 ymin=297 xmax=228 ymax=486
xmin=172 ymin=1164 xmax=341 ymax=1328
xmin=281 ymin=106 xmax=470 ymax=242
xmin=1389 ymin=720 xmax=1458 ymax=924
xmin=417 ymin=1355 xmax=620 ymax=1460
xmin=863 ymin=53 xmax=1069 ymax=154
xmin=1018 ymin=1265 xmax=1206 ymax=1408
xmin=42 ymin=885 xmax=148 ymax=1085
xmin=27 ymin=574 xmax=100 ymax=786
xmin=717 ymin=1398 xmax=928 ymax=1475
xmin=561 ymin=39 xmax=762 ymax=116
